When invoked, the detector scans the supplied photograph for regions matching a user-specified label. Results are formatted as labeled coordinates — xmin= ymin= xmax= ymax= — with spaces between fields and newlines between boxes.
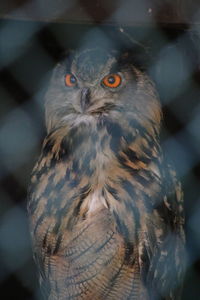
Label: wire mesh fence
xmin=0 ymin=1 xmax=200 ymax=299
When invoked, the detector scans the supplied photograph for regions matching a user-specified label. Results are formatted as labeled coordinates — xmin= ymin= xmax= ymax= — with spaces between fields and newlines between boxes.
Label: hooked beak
xmin=81 ymin=87 xmax=90 ymax=112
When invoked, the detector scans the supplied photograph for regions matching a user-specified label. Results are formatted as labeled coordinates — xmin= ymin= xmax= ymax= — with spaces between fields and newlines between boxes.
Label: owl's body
xmin=28 ymin=49 xmax=185 ymax=299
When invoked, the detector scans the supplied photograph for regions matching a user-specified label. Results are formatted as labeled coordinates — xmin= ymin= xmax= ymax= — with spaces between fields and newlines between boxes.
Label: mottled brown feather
xmin=28 ymin=48 xmax=185 ymax=300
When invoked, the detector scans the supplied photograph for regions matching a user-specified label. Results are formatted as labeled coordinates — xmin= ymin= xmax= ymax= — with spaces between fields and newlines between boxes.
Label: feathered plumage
xmin=28 ymin=48 xmax=185 ymax=299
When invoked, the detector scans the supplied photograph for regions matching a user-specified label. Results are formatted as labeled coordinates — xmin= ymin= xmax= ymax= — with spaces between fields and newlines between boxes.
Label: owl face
xmin=45 ymin=48 xmax=161 ymax=132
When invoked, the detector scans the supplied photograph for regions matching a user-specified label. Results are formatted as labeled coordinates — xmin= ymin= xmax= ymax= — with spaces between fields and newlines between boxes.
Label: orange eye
xmin=65 ymin=74 xmax=77 ymax=87
xmin=102 ymin=74 xmax=122 ymax=88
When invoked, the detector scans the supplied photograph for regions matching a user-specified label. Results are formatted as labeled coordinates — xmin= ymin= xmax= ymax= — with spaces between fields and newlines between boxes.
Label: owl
xmin=28 ymin=48 xmax=185 ymax=299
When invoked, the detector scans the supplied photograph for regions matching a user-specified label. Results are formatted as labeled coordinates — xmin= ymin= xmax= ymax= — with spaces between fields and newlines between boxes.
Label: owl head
xmin=45 ymin=48 xmax=161 ymax=134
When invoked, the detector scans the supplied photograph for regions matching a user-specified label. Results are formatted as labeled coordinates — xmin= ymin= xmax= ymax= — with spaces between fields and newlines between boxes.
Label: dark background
xmin=0 ymin=1 xmax=200 ymax=299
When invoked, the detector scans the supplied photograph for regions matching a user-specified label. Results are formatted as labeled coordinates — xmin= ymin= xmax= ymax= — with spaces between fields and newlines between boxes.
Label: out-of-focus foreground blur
xmin=0 ymin=1 xmax=200 ymax=299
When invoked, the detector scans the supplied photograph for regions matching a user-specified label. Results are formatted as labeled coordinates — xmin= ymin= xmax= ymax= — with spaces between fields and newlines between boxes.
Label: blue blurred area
xmin=0 ymin=4 xmax=200 ymax=299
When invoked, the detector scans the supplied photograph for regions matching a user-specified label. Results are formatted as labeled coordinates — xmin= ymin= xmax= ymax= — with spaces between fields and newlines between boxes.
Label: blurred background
xmin=0 ymin=1 xmax=200 ymax=299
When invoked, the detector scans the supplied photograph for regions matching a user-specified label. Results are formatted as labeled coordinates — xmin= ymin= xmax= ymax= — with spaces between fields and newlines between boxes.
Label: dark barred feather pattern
xmin=28 ymin=49 xmax=185 ymax=300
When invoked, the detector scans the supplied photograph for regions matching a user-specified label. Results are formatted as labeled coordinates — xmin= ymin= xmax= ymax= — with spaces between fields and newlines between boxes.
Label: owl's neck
xmin=43 ymin=116 xmax=161 ymax=183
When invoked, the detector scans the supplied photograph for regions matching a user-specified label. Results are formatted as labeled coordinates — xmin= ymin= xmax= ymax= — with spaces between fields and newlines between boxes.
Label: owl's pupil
xmin=108 ymin=76 xmax=115 ymax=84
xmin=70 ymin=75 xmax=76 ymax=84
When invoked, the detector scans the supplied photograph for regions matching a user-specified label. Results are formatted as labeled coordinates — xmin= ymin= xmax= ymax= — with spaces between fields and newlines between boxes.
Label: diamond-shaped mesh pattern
xmin=0 ymin=3 xmax=200 ymax=299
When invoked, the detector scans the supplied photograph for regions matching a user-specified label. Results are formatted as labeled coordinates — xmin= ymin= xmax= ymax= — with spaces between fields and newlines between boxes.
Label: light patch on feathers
xmin=62 ymin=114 xmax=96 ymax=127
xmin=87 ymin=190 xmax=108 ymax=213
xmin=148 ymin=162 xmax=160 ymax=179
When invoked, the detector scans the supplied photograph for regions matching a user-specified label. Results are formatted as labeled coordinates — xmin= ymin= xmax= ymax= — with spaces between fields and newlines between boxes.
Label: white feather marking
xmin=62 ymin=114 xmax=96 ymax=127
xmin=149 ymin=162 xmax=160 ymax=178
xmin=87 ymin=190 xmax=108 ymax=212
